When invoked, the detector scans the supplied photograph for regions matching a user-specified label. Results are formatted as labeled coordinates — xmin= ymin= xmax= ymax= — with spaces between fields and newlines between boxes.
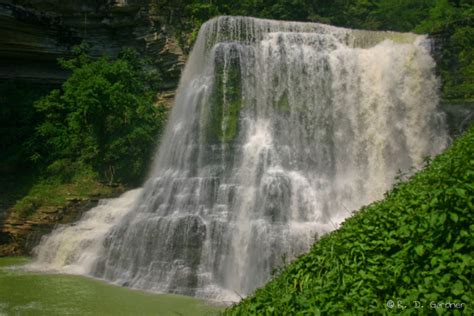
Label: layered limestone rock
xmin=0 ymin=196 xmax=112 ymax=255
xmin=0 ymin=0 xmax=185 ymax=87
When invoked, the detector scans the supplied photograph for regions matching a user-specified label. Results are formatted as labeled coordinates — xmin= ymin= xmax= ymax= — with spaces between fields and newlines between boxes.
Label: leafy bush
xmin=33 ymin=45 xmax=167 ymax=185
xmin=226 ymin=125 xmax=474 ymax=314
xmin=438 ymin=25 xmax=474 ymax=103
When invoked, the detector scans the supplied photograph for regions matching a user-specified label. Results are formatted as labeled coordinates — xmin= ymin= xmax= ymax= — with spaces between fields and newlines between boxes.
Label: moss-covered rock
xmin=205 ymin=44 xmax=243 ymax=144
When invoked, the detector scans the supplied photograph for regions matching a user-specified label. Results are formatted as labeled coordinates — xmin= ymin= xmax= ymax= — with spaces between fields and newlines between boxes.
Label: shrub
xmin=33 ymin=45 xmax=167 ymax=185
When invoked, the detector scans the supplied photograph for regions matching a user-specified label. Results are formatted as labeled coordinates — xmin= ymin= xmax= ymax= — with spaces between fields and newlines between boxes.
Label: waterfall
xmin=29 ymin=16 xmax=448 ymax=301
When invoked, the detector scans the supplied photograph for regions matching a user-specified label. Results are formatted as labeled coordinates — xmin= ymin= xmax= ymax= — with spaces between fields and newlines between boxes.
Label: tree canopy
xmin=32 ymin=45 xmax=167 ymax=185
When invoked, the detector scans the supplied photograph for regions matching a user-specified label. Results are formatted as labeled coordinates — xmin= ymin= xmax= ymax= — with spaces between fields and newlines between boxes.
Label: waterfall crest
xmin=30 ymin=16 xmax=448 ymax=301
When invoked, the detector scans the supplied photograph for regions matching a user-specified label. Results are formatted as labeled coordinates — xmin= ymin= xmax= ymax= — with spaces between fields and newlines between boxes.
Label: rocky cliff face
xmin=0 ymin=0 xmax=185 ymax=88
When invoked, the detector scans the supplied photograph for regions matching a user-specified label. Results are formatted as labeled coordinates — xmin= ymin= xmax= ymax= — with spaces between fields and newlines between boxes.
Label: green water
xmin=0 ymin=258 xmax=222 ymax=316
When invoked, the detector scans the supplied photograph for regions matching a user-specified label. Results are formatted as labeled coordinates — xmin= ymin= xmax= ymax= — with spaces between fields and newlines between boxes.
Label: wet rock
xmin=441 ymin=102 xmax=474 ymax=138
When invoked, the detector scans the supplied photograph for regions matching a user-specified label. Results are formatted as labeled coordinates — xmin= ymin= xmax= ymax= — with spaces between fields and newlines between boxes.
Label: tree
xmin=34 ymin=45 xmax=167 ymax=185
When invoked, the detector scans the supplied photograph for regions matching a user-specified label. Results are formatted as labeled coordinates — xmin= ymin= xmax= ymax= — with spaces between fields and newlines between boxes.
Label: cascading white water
xmin=28 ymin=189 xmax=143 ymax=274
xmin=30 ymin=16 xmax=448 ymax=301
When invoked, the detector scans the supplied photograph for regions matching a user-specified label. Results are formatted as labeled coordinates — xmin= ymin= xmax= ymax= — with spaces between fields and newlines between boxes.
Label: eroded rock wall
xmin=0 ymin=0 xmax=185 ymax=88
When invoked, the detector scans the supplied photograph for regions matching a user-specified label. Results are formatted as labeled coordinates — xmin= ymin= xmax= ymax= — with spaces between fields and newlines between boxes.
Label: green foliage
xmin=226 ymin=125 xmax=474 ymax=314
xmin=33 ymin=45 xmax=166 ymax=185
xmin=12 ymin=168 xmax=114 ymax=219
xmin=369 ymin=0 xmax=434 ymax=31
xmin=438 ymin=25 xmax=474 ymax=102
xmin=150 ymin=0 xmax=325 ymax=48
xmin=414 ymin=1 xmax=474 ymax=103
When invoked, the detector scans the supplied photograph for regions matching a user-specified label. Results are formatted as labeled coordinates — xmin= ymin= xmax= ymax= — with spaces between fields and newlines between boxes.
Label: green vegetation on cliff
xmin=11 ymin=169 xmax=114 ymax=220
xmin=226 ymin=126 xmax=474 ymax=315
xmin=33 ymin=45 xmax=166 ymax=185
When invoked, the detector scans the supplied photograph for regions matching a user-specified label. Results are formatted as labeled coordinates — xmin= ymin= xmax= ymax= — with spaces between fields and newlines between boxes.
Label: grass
xmin=10 ymin=171 xmax=117 ymax=220
xmin=226 ymin=125 xmax=474 ymax=315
